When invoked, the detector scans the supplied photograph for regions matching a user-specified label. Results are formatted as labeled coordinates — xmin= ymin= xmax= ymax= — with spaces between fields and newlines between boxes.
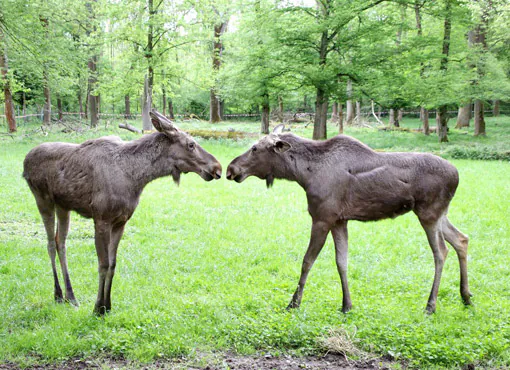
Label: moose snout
xmin=212 ymin=162 xmax=222 ymax=179
xmin=226 ymin=163 xmax=240 ymax=181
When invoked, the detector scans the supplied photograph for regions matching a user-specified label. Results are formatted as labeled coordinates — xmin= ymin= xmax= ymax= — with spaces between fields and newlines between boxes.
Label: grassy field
xmin=0 ymin=117 xmax=509 ymax=368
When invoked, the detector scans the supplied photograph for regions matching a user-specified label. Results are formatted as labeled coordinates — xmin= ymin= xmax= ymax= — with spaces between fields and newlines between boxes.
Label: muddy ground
xmin=0 ymin=353 xmax=393 ymax=370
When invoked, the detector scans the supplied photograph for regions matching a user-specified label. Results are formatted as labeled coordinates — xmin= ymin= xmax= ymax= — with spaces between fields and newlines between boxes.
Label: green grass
xmin=0 ymin=117 xmax=509 ymax=368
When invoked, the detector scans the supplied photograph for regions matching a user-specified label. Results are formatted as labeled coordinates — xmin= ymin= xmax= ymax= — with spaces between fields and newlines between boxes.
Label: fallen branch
xmin=371 ymin=100 xmax=384 ymax=125
xmin=119 ymin=123 xmax=142 ymax=133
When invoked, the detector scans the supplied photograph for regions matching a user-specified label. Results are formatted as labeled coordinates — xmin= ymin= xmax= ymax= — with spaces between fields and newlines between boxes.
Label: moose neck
xmin=272 ymin=134 xmax=375 ymax=190
xmin=120 ymin=133 xmax=177 ymax=190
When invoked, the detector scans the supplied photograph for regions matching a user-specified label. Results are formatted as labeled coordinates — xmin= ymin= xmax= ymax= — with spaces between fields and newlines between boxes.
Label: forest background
xmin=1 ymin=0 xmax=509 ymax=141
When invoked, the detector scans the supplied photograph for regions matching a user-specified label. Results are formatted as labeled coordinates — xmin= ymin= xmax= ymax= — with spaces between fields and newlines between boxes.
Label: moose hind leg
xmin=441 ymin=217 xmax=472 ymax=305
xmin=331 ymin=221 xmax=352 ymax=313
xmin=420 ymin=220 xmax=448 ymax=314
xmin=287 ymin=221 xmax=329 ymax=310
xmin=55 ymin=206 xmax=78 ymax=306
xmin=35 ymin=195 xmax=63 ymax=302
xmin=93 ymin=220 xmax=112 ymax=316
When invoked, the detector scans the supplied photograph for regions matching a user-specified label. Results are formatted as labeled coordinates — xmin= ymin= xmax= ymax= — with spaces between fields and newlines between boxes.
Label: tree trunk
xmin=389 ymin=109 xmax=395 ymax=126
xmin=331 ymin=102 xmax=339 ymax=123
xmin=474 ymin=100 xmax=485 ymax=136
xmin=493 ymin=99 xmax=500 ymax=116
xmin=456 ymin=103 xmax=471 ymax=128
xmin=338 ymin=103 xmax=344 ymax=134
xmin=162 ymin=85 xmax=167 ymax=116
xmin=168 ymin=98 xmax=175 ymax=119
xmin=39 ymin=16 xmax=51 ymax=126
xmin=261 ymin=97 xmax=270 ymax=135
xmin=78 ymin=89 xmax=84 ymax=119
xmin=22 ymin=92 xmax=27 ymax=124
xmin=142 ymin=74 xmax=152 ymax=131
xmin=43 ymin=75 xmax=51 ymax=125
xmin=355 ymin=101 xmax=361 ymax=124
xmin=398 ymin=109 xmax=403 ymax=122
xmin=0 ymin=35 xmax=16 ymax=132
xmin=57 ymin=97 xmax=63 ymax=121
xmin=124 ymin=95 xmax=131 ymax=119
xmin=437 ymin=0 xmax=452 ymax=143
xmin=313 ymin=87 xmax=328 ymax=140
xmin=422 ymin=108 xmax=430 ymax=135
xmin=210 ymin=22 xmax=227 ymax=123
xmin=345 ymin=79 xmax=354 ymax=125
xmin=438 ymin=106 xmax=449 ymax=142
xmin=277 ymin=95 xmax=284 ymax=122
xmin=88 ymin=55 xmax=99 ymax=127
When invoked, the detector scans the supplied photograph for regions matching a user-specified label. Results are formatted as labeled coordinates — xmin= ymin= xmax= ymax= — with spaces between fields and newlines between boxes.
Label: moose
xmin=226 ymin=125 xmax=472 ymax=313
xmin=23 ymin=110 xmax=222 ymax=315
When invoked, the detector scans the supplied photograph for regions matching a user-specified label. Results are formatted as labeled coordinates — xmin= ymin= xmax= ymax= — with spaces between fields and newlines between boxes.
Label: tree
xmin=0 ymin=17 xmax=16 ymax=132
xmin=437 ymin=0 xmax=453 ymax=143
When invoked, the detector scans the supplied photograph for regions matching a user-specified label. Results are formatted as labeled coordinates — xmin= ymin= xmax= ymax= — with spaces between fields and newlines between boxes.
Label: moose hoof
xmin=341 ymin=304 xmax=352 ymax=314
xmin=425 ymin=304 xmax=436 ymax=315
xmin=54 ymin=296 xmax=64 ymax=304
xmin=67 ymin=298 xmax=79 ymax=307
xmin=93 ymin=305 xmax=107 ymax=316
xmin=286 ymin=301 xmax=300 ymax=311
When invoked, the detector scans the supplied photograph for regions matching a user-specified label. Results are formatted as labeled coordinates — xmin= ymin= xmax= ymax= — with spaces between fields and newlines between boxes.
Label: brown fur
xmin=23 ymin=110 xmax=222 ymax=315
xmin=227 ymin=125 xmax=472 ymax=313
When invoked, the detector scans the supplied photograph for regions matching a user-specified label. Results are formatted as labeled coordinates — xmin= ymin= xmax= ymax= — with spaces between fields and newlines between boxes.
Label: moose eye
xmin=251 ymin=146 xmax=257 ymax=152
xmin=188 ymin=142 xmax=196 ymax=151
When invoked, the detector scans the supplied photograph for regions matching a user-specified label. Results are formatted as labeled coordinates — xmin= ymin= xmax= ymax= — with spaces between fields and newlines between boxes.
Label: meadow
xmin=0 ymin=117 xmax=509 ymax=368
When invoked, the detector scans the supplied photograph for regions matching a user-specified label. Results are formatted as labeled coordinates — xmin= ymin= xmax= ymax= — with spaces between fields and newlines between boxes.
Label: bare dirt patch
xmin=0 ymin=353 xmax=392 ymax=370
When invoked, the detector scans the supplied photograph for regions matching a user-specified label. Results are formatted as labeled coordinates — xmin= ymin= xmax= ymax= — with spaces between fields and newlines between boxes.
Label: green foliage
xmin=0 ymin=118 xmax=509 ymax=367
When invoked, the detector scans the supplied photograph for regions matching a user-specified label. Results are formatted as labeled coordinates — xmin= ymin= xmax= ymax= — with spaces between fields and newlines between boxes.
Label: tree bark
xmin=0 ymin=29 xmax=16 ymax=132
xmin=143 ymin=0 xmax=155 ymax=129
xmin=210 ymin=22 xmax=227 ymax=123
xmin=422 ymin=108 xmax=430 ymax=135
xmin=474 ymin=100 xmax=485 ymax=136
xmin=78 ymin=89 xmax=84 ymax=119
xmin=88 ymin=55 xmax=99 ymax=127
xmin=389 ymin=109 xmax=396 ymax=126
xmin=355 ymin=101 xmax=361 ymax=124
xmin=39 ymin=16 xmax=51 ymax=125
xmin=456 ymin=103 xmax=471 ymax=128
xmin=345 ymin=79 xmax=354 ymax=125
xmin=261 ymin=94 xmax=270 ymax=134
xmin=57 ymin=97 xmax=63 ymax=121
xmin=124 ymin=95 xmax=131 ymax=119
xmin=162 ymin=85 xmax=167 ymax=116
xmin=22 ymin=92 xmax=27 ymax=124
xmin=397 ymin=109 xmax=403 ymax=122
xmin=168 ymin=98 xmax=175 ymax=119
xmin=277 ymin=95 xmax=284 ymax=122
xmin=313 ymin=87 xmax=328 ymax=140
xmin=331 ymin=102 xmax=339 ymax=123
xmin=492 ymin=99 xmax=500 ymax=116
xmin=437 ymin=0 xmax=452 ymax=143
xmin=142 ymin=74 xmax=152 ymax=131
xmin=338 ymin=103 xmax=344 ymax=134
xmin=86 ymin=1 xmax=99 ymax=127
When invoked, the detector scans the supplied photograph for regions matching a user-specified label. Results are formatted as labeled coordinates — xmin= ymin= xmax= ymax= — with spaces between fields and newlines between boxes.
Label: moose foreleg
xmin=287 ymin=221 xmax=329 ymax=310
xmin=331 ymin=221 xmax=352 ymax=313
xmin=103 ymin=222 xmax=126 ymax=313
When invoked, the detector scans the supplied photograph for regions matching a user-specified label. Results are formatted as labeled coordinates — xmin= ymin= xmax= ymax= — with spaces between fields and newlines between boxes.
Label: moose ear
xmin=150 ymin=109 xmax=178 ymax=135
xmin=274 ymin=139 xmax=291 ymax=153
xmin=272 ymin=124 xmax=285 ymax=135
